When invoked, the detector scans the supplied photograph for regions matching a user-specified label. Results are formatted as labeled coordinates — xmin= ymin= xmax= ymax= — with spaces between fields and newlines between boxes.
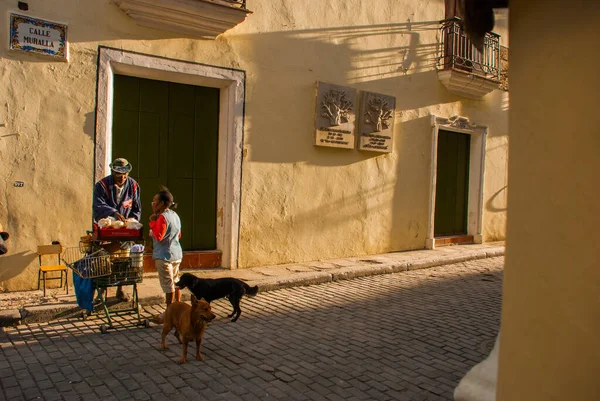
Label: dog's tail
xmin=244 ymin=284 xmax=259 ymax=297
xmin=152 ymin=313 xmax=165 ymax=324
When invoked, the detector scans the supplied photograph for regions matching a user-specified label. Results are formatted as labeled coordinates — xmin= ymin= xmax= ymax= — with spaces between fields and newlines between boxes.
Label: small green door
xmin=112 ymin=75 xmax=219 ymax=250
xmin=434 ymin=130 xmax=470 ymax=236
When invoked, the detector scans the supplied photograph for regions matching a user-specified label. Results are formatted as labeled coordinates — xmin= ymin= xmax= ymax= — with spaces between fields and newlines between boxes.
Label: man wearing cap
xmin=93 ymin=158 xmax=141 ymax=301
xmin=93 ymin=158 xmax=141 ymax=223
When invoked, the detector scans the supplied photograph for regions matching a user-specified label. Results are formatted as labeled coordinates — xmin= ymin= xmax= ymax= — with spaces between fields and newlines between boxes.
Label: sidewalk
xmin=0 ymin=242 xmax=504 ymax=326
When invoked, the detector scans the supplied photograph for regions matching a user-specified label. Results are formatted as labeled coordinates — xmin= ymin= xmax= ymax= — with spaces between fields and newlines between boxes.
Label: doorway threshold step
xmin=435 ymin=235 xmax=474 ymax=247
xmin=143 ymin=251 xmax=222 ymax=273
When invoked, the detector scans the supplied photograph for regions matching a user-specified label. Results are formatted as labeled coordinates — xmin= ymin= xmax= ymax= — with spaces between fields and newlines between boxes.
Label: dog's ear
xmin=190 ymin=294 xmax=198 ymax=306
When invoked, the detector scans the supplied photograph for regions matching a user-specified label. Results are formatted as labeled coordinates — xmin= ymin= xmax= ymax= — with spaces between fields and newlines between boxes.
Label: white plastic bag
xmin=130 ymin=244 xmax=145 ymax=268
xmin=130 ymin=244 xmax=145 ymax=253
xmin=97 ymin=217 xmax=115 ymax=228
xmin=125 ymin=218 xmax=143 ymax=230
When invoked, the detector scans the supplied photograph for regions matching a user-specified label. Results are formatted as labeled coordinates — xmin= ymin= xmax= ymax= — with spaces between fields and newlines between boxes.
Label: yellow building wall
xmin=497 ymin=1 xmax=600 ymax=400
xmin=0 ymin=0 xmax=508 ymax=290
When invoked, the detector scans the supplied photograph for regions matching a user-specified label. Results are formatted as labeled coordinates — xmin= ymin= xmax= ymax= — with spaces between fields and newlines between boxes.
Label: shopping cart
xmin=62 ymin=244 xmax=149 ymax=333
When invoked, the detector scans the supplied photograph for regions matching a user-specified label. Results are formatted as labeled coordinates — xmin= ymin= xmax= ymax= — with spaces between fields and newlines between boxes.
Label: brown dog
xmin=160 ymin=295 xmax=216 ymax=364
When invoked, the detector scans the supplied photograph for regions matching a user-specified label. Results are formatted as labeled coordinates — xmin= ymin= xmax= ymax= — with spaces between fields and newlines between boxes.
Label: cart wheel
xmin=143 ymin=319 xmax=151 ymax=328
xmin=100 ymin=324 xmax=109 ymax=334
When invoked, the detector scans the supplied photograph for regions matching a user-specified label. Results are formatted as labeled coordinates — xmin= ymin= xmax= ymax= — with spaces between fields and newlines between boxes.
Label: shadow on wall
xmin=83 ymin=112 xmax=95 ymax=142
xmin=388 ymin=115 xmax=436 ymax=248
xmin=346 ymin=26 xmax=440 ymax=84
xmin=0 ymin=251 xmax=38 ymax=287
xmin=243 ymin=69 xmax=457 ymax=168
xmin=232 ymin=21 xmax=456 ymax=166
xmin=250 ymin=177 xmax=397 ymax=234
xmin=487 ymin=185 xmax=508 ymax=213
xmin=232 ymin=21 xmax=478 ymax=263
xmin=238 ymin=118 xmax=437 ymax=264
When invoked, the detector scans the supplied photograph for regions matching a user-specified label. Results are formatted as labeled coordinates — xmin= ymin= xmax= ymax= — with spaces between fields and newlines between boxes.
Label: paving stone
xmin=3 ymin=386 xmax=22 ymax=399
xmin=220 ymin=392 xmax=245 ymax=401
xmin=40 ymin=389 xmax=62 ymax=401
xmin=157 ymin=382 xmax=178 ymax=395
xmin=61 ymin=391 xmax=81 ymax=401
xmin=273 ymin=371 xmax=294 ymax=383
xmin=302 ymin=391 xmax=330 ymax=401
xmin=93 ymin=385 xmax=113 ymax=398
xmin=54 ymin=380 xmax=73 ymax=392
xmin=129 ymin=389 xmax=151 ymax=400
xmin=0 ymin=257 xmax=503 ymax=401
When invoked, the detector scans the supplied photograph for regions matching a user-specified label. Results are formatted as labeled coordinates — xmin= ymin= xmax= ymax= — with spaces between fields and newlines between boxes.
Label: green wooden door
xmin=434 ymin=130 xmax=470 ymax=236
xmin=112 ymin=75 xmax=219 ymax=250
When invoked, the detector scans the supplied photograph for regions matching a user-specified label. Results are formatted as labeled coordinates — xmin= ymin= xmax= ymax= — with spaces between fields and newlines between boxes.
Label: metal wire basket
xmin=62 ymin=247 xmax=112 ymax=279
xmin=94 ymin=252 xmax=144 ymax=286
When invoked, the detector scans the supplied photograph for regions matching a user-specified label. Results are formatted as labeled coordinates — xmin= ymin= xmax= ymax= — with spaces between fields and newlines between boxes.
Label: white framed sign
xmin=9 ymin=13 xmax=68 ymax=61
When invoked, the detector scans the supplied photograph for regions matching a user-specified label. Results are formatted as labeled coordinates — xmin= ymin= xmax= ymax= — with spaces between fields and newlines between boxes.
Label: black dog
xmin=176 ymin=273 xmax=258 ymax=322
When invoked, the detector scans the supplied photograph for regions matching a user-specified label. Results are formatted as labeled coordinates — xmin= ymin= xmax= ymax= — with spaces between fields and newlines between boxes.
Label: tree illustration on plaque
xmin=314 ymin=82 xmax=357 ymax=149
xmin=358 ymin=91 xmax=395 ymax=153
xmin=321 ymin=89 xmax=353 ymax=126
xmin=364 ymin=96 xmax=393 ymax=132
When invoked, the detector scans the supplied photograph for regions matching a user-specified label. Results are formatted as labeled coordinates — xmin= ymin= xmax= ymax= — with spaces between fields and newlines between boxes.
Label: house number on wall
xmin=14 ymin=181 xmax=24 ymax=187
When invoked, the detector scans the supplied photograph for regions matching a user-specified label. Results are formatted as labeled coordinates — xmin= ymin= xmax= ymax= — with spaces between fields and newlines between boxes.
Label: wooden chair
xmin=37 ymin=244 xmax=68 ymax=297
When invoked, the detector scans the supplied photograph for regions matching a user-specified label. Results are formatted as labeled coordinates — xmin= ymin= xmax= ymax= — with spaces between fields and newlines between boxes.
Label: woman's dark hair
xmin=157 ymin=186 xmax=177 ymax=209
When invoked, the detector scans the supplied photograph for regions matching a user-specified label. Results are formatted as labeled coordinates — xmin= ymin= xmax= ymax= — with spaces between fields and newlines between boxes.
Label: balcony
xmin=112 ymin=0 xmax=252 ymax=39
xmin=437 ymin=18 xmax=501 ymax=99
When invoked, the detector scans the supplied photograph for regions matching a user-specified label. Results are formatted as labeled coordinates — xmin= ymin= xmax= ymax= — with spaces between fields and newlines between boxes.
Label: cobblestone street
xmin=0 ymin=257 xmax=503 ymax=401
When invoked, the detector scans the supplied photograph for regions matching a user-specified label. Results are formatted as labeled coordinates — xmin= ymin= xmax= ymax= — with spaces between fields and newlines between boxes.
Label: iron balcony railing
xmin=438 ymin=17 xmax=501 ymax=81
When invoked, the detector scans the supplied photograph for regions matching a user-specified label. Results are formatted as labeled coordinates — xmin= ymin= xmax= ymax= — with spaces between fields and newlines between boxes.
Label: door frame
xmin=426 ymin=115 xmax=487 ymax=249
xmin=94 ymin=47 xmax=245 ymax=269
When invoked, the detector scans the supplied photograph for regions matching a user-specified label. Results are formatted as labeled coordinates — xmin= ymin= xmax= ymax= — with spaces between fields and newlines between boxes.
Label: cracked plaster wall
xmin=0 ymin=0 xmax=508 ymax=290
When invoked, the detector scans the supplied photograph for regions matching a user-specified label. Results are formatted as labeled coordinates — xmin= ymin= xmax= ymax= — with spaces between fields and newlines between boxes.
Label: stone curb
xmin=250 ymin=246 xmax=505 ymax=292
xmin=407 ymin=251 xmax=488 ymax=271
xmin=0 ymin=309 xmax=21 ymax=327
xmin=2 ymin=246 xmax=504 ymax=327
